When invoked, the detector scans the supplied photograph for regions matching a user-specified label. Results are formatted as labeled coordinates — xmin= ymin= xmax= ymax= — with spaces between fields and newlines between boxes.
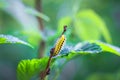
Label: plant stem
xmin=35 ymin=0 xmax=43 ymax=30
xmin=41 ymin=55 xmax=52 ymax=80
xmin=35 ymin=0 xmax=45 ymax=58
xmin=41 ymin=48 xmax=54 ymax=80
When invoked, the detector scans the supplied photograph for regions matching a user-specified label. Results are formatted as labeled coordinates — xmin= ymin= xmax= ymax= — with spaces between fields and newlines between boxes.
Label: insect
xmin=53 ymin=34 xmax=66 ymax=56
xmin=52 ymin=26 xmax=67 ymax=56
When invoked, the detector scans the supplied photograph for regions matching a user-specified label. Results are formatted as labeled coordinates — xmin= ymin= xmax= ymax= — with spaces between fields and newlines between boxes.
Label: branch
xmin=40 ymin=48 xmax=54 ymax=80
xmin=35 ymin=0 xmax=45 ymax=58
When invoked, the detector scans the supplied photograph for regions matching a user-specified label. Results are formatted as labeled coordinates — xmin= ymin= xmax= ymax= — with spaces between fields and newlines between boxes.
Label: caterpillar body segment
xmin=53 ymin=35 xmax=66 ymax=56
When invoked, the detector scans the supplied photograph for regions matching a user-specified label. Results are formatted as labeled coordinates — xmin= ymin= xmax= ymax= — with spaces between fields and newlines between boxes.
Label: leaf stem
xmin=40 ymin=48 xmax=54 ymax=80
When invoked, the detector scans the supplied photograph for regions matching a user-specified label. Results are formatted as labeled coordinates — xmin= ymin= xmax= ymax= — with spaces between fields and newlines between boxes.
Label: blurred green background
xmin=0 ymin=0 xmax=120 ymax=80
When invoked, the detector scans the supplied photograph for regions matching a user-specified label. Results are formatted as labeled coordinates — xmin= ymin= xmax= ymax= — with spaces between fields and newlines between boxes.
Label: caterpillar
xmin=53 ymin=35 xmax=66 ymax=56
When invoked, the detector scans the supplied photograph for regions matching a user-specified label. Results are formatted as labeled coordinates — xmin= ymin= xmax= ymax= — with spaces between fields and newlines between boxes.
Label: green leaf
xmin=21 ymin=31 xmax=41 ymax=47
xmin=59 ymin=41 xmax=120 ymax=59
xmin=0 ymin=34 xmax=32 ymax=48
xmin=25 ymin=7 xmax=50 ymax=22
xmin=17 ymin=57 xmax=49 ymax=80
xmin=90 ymin=41 xmax=120 ymax=56
xmin=74 ymin=9 xmax=112 ymax=43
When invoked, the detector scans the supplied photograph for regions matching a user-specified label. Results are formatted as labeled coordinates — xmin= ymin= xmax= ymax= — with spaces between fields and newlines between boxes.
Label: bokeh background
xmin=0 ymin=0 xmax=120 ymax=80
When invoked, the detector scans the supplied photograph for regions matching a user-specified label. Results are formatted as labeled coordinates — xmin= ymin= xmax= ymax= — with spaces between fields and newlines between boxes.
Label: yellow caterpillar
xmin=53 ymin=35 xmax=66 ymax=56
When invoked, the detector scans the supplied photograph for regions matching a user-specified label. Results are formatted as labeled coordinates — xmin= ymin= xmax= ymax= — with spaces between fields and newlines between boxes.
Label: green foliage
xmin=75 ymin=10 xmax=112 ymax=43
xmin=47 ymin=16 xmax=72 ymax=43
xmin=25 ymin=7 xmax=50 ymax=22
xmin=21 ymin=31 xmax=41 ymax=47
xmin=17 ymin=57 xmax=49 ymax=80
xmin=86 ymin=73 xmax=116 ymax=80
xmin=22 ymin=0 xmax=35 ymax=7
xmin=57 ymin=9 xmax=112 ymax=43
xmin=1 ymin=0 xmax=120 ymax=80
xmin=57 ymin=16 xmax=72 ymax=34
xmin=17 ymin=41 xmax=120 ymax=80
xmin=59 ymin=41 xmax=120 ymax=60
xmin=0 ymin=34 xmax=32 ymax=48
xmin=0 ymin=0 xmax=8 ymax=9
xmin=91 ymin=41 xmax=120 ymax=56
